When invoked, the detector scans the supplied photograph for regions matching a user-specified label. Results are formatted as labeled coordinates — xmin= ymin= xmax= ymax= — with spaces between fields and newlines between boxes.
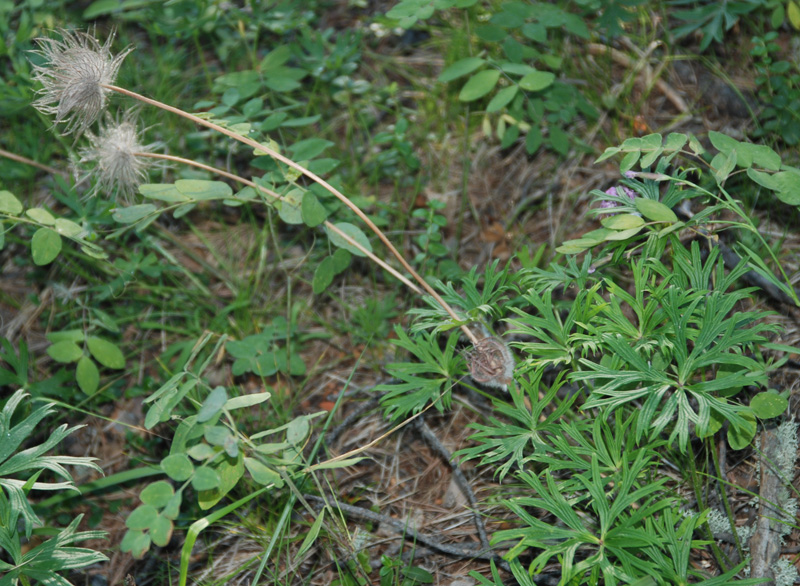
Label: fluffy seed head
xmin=31 ymin=29 xmax=132 ymax=136
xmin=79 ymin=111 xmax=153 ymax=199
xmin=465 ymin=336 xmax=515 ymax=390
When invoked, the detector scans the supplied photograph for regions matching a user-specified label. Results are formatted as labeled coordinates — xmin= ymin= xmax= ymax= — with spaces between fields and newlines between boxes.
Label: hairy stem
xmin=136 ymin=151 xmax=423 ymax=295
xmin=106 ymin=83 xmax=478 ymax=343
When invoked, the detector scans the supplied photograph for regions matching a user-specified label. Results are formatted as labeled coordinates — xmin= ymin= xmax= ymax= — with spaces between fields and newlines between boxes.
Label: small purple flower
xmin=599 ymin=184 xmax=636 ymax=212
xmin=624 ymin=170 xmax=637 ymax=178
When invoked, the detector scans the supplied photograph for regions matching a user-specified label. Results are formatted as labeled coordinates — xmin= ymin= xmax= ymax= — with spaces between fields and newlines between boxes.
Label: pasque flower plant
xmin=29 ymin=27 xmax=486 ymax=345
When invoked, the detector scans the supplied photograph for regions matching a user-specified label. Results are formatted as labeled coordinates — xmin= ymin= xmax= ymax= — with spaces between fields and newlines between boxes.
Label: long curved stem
xmin=137 ymin=152 xmax=423 ymax=295
xmin=106 ymin=83 xmax=478 ymax=344
xmin=0 ymin=148 xmax=65 ymax=176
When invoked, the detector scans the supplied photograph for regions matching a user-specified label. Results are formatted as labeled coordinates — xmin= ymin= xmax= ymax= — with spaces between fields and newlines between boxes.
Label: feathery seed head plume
xmin=79 ymin=110 xmax=154 ymax=200
xmin=31 ymin=29 xmax=132 ymax=136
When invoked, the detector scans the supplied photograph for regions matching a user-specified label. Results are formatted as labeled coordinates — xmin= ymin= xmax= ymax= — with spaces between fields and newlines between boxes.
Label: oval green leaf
xmin=620 ymin=150 xmax=641 ymax=173
xmin=301 ymin=191 xmax=328 ymax=227
xmin=31 ymin=227 xmax=62 ymax=265
xmin=76 ymin=355 xmax=100 ymax=395
xmin=438 ymin=57 xmax=486 ymax=83
xmin=162 ymin=491 xmax=182 ymax=520
xmin=287 ymin=415 xmax=310 ymax=444
xmin=772 ymin=171 xmax=800 ymax=205
xmin=26 ymin=208 xmax=55 ymax=225
xmin=458 ymin=70 xmax=501 ymax=102
xmin=139 ymin=183 xmax=188 ymax=202
xmin=198 ymin=386 xmax=227 ymax=422
xmin=518 ymin=70 xmax=555 ymax=92
xmin=727 ymin=410 xmax=757 ymax=450
xmin=603 ymin=226 xmax=644 ymax=241
xmin=140 ymin=481 xmax=175 ymax=507
xmin=289 ymin=138 xmax=334 ymax=161
xmin=0 ymin=191 xmax=23 ymax=215
xmin=224 ymin=391 xmax=271 ymax=411
xmin=325 ymin=222 xmax=372 ymax=257
xmin=47 ymin=341 xmax=83 ymax=363
xmin=244 ymin=456 xmax=281 ymax=486
xmin=278 ymin=188 xmax=304 ymax=225
xmin=486 ymin=85 xmax=519 ymax=113
xmin=161 ymin=454 xmax=194 ymax=481
xmin=313 ymin=256 xmax=336 ymax=294
xmin=601 ymin=214 xmax=645 ymax=230
xmin=150 ymin=514 xmax=173 ymax=547
xmin=634 ymin=198 xmax=678 ymax=223
xmin=120 ymin=529 xmax=151 ymax=559
xmin=192 ymin=466 xmax=221 ymax=491
xmin=47 ymin=329 xmax=84 ymax=343
xmin=175 ymin=179 xmax=232 ymax=200
xmin=87 ymin=336 xmax=125 ymax=369
xmin=54 ymin=218 xmax=83 ymax=237
xmin=112 ymin=204 xmax=157 ymax=224
xmin=750 ymin=392 xmax=788 ymax=419
xmin=126 ymin=504 xmax=158 ymax=530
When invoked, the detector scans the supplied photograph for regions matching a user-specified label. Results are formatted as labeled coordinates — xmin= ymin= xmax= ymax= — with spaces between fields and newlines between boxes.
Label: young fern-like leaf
xmin=455 ymin=370 xmax=575 ymax=481
xmin=508 ymin=284 xmax=605 ymax=370
xmin=407 ymin=259 xmax=516 ymax=335
xmin=496 ymin=449 xmax=671 ymax=585
xmin=375 ymin=327 xmax=464 ymax=421
xmin=0 ymin=389 xmax=103 ymax=537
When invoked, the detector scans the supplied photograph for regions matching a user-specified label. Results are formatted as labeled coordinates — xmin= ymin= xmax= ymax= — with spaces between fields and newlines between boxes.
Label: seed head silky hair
xmin=31 ymin=29 xmax=132 ymax=136
xmin=78 ymin=110 xmax=155 ymax=200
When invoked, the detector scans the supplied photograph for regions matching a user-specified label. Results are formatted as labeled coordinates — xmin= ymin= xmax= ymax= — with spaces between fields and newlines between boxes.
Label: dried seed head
xmin=31 ymin=29 xmax=132 ymax=136
xmin=79 ymin=111 xmax=154 ymax=200
xmin=465 ymin=336 xmax=514 ymax=390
